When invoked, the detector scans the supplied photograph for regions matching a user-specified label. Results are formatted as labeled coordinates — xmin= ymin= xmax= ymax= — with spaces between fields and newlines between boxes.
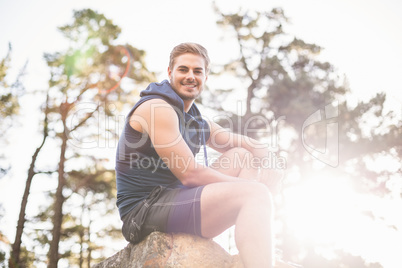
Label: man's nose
xmin=186 ymin=71 xmax=195 ymax=81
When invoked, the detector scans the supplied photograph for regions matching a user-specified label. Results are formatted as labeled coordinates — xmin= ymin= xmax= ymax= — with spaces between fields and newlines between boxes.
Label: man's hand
xmin=257 ymin=167 xmax=284 ymax=195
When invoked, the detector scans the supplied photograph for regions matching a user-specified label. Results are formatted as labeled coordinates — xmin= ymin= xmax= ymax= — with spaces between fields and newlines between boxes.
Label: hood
xmin=140 ymin=79 xmax=185 ymax=114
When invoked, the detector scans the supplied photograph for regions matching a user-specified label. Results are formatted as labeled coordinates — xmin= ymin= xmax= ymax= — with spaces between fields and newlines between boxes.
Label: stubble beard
xmin=178 ymin=88 xmax=202 ymax=101
xmin=171 ymin=79 xmax=203 ymax=101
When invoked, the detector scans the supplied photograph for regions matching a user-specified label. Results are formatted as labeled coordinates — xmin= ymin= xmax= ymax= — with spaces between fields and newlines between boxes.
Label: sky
xmin=1 ymin=0 xmax=402 ymax=267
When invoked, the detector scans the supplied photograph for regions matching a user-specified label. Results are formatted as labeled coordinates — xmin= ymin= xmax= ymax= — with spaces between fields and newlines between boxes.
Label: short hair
xmin=169 ymin=43 xmax=210 ymax=73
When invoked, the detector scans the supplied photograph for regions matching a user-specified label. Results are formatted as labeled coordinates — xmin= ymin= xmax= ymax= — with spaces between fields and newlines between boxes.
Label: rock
xmin=93 ymin=231 xmax=243 ymax=268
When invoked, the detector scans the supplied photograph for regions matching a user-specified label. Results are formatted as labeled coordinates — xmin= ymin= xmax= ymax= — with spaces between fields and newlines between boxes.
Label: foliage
xmin=41 ymin=9 xmax=156 ymax=267
xmin=209 ymin=3 xmax=401 ymax=267
xmin=0 ymin=44 xmax=23 ymax=121
xmin=0 ymin=205 xmax=7 ymax=268
xmin=8 ymin=8 xmax=156 ymax=268
xmin=1 ymin=43 xmax=28 ymax=268
xmin=0 ymin=43 xmax=26 ymax=178
xmin=4 ymin=4 xmax=400 ymax=268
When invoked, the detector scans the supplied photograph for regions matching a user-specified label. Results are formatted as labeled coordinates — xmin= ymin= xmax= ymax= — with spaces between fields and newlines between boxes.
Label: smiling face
xmin=168 ymin=53 xmax=208 ymax=108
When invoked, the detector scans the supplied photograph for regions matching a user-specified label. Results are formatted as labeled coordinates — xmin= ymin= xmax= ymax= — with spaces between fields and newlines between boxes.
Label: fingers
xmin=258 ymin=168 xmax=284 ymax=194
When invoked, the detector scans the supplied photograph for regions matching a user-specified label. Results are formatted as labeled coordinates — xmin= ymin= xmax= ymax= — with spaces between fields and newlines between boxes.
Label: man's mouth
xmin=182 ymin=83 xmax=197 ymax=88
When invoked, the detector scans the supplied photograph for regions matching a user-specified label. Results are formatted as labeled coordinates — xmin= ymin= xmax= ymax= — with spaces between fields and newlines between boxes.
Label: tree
xmin=29 ymin=162 xmax=121 ymax=267
xmin=209 ymin=4 xmax=400 ymax=267
xmin=41 ymin=9 xmax=156 ymax=267
xmin=9 ymin=92 xmax=50 ymax=268
xmin=8 ymin=8 xmax=156 ymax=268
xmin=1 ymin=43 xmax=30 ymax=268
xmin=61 ymin=164 xmax=121 ymax=267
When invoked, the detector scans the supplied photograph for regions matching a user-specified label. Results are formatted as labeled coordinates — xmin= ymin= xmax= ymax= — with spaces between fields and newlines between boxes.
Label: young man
xmin=115 ymin=43 xmax=283 ymax=267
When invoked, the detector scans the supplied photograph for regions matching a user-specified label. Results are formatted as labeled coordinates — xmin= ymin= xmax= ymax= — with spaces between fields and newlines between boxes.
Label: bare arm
xmin=206 ymin=119 xmax=270 ymax=158
xmin=206 ymin=120 xmax=284 ymax=193
xmin=130 ymin=99 xmax=248 ymax=187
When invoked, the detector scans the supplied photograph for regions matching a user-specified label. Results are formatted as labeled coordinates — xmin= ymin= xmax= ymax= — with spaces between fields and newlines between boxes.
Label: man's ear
xmin=167 ymin=66 xmax=172 ymax=80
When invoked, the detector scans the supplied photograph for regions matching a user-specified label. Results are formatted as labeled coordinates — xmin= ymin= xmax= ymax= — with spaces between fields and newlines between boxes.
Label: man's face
xmin=168 ymin=53 xmax=208 ymax=101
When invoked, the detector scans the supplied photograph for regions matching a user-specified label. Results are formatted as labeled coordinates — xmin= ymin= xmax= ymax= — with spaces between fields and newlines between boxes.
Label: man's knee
xmin=225 ymin=147 xmax=254 ymax=170
xmin=244 ymin=183 xmax=273 ymax=206
xmin=210 ymin=147 xmax=253 ymax=175
xmin=227 ymin=182 xmax=273 ymax=211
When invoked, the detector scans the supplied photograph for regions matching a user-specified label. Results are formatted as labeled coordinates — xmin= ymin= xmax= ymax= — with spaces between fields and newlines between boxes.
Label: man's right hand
xmin=257 ymin=167 xmax=284 ymax=195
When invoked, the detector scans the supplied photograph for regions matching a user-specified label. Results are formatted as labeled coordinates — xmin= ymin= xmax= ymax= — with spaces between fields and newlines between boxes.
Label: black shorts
xmin=121 ymin=185 xmax=205 ymax=244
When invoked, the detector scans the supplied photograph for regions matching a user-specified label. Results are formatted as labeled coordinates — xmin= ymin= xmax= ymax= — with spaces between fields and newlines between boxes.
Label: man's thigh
xmin=145 ymin=186 xmax=205 ymax=236
xmin=200 ymin=181 xmax=268 ymax=238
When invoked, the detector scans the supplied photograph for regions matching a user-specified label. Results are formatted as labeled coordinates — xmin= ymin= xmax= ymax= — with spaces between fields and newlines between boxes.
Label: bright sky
xmin=1 ymin=0 xmax=402 ymax=267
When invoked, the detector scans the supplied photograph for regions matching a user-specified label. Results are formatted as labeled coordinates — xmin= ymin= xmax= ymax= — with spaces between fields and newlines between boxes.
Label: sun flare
xmin=282 ymin=171 xmax=402 ymax=266
xmin=283 ymin=173 xmax=357 ymax=244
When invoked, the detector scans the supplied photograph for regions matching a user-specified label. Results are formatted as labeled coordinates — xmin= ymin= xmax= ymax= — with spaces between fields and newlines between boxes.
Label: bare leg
xmin=201 ymin=148 xmax=274 ymax=268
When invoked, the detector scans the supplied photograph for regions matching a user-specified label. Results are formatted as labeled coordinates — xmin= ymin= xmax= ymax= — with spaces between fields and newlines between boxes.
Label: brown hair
xmin=169 ymin=43 xmax=210 ymax=73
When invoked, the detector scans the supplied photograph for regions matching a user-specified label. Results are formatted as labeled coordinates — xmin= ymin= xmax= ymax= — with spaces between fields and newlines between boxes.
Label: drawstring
xmin=201 ymin=121 xmax=208 ymax=167
xmin=186 ymin=112 xmax=208 ymax=167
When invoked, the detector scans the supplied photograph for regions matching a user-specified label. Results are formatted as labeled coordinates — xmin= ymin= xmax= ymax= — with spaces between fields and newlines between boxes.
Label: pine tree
xmin=9 ymin=9 xmax=156 ymax=267
xmin=208 ymin=4 xmax=400 ymax=266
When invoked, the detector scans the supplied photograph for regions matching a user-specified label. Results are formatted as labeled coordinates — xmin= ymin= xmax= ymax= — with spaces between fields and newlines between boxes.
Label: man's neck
xmin=183 ymin=100 xmax=194 ymax=113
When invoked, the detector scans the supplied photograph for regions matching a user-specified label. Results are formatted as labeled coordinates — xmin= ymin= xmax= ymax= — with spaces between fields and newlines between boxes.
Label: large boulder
xmin=93 ymin=231 xmax=243 ymax=268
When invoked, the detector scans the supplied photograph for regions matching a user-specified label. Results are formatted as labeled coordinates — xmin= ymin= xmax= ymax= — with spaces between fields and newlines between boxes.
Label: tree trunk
xmin=9 ymin=146 xmax=42 ymax=268
xmin=79 ymin=229 xmax=84 ymax=268
xmin=245 ymin=82 xmax=254 ymax=118
xmin=87 ymin=218 xmax=92 ymax=268
xmin=87 ymin=248 xmax=92 ymax=268
xmin=10 ymin=94 xmax=49 ymax=268
xmin=48 ymin=125 xmax=68 ymax=268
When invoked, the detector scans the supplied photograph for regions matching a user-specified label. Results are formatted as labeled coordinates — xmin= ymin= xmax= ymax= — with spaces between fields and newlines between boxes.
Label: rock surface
xmin=93 ymin=231 xmax=243 ymax=268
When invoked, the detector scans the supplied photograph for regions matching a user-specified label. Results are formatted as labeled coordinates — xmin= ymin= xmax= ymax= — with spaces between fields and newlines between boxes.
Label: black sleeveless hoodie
xmin=115 ymin=80 xmax=210 ymax=218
